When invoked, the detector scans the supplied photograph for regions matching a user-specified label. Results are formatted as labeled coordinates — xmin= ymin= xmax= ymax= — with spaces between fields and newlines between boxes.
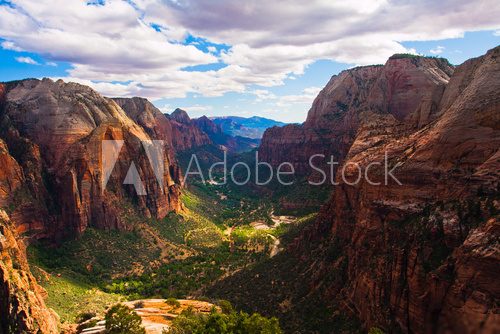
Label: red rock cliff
xmin=168 ymin=108 xmax=212 ymax=151
xmin=0 ymin=209 xmax=59 ymax=333
xmin=259 ymin=56 xmax=453 ymax=176
xmin=290 ymin=48 xmax=499 ymax=333
xmin=0 ymin=79 xmax=182 ymax=240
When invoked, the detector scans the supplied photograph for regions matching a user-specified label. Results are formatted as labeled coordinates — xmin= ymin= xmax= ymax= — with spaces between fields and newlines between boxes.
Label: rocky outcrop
xmin=168 ymin=108 xmax=212 ymax=151
xmin=259 ymin=56 xmax=453 ymax=176
xmin=290 ymin=48 xmax=500 ymax=332
xmin=212 ymin=48 xmax=499 ymax=334
xmin=81 ymin=299 xmax=219 ymax=334
xmin=0 ymin=209 xmax=59 ymax=333
xmin=169 ymin=108 xmax=192 ymax=124
xmin=166 ymin=109 xmax=258 ymax=154
xmin=0 ymin=79 xmax=182 ymax=240
xmin=113 ymin=97 xmax=174 ymax=147
xmin=113 ymin=97 xmax=182 ymax=183
xmin=193 ymin=116 xmax=223 ymax=137
xmin=0 ymin=139 xmax=23 ymax=208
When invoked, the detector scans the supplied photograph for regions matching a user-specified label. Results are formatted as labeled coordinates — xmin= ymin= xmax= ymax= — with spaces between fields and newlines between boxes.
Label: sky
xmin=0 ymin=1 xmax=499 ymax=123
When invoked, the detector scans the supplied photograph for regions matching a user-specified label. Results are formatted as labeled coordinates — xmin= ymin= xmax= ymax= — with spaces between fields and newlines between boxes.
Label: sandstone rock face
xmin=259 ymin=56 xmax=454 ymax=176
xmin=168 ymin=108 xmax=212 ymax=151
xmin=0 ymin=209 xmax=59 ymax=333
xmin=0 ymin=79 xmax=182 ymax=240
xmin=113 ymin=97 xmax=182 ymax=184
xmin=287 ymin=48 xmax=499 ymax=332
xmin=193 ymin=115 xmax=223 ymax=138
xmin=113 ymin=97 xmax=174 ymax=148
xmin=193 ymin=115 xmax=232 ymax=151
xmin=0 ymin=139 xmax=23 ymax=208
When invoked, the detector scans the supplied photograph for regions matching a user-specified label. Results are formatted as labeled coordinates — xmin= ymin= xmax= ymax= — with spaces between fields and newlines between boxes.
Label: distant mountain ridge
xmin=210 ymin=116 xmax=287 ymax=139
xmin=164 ymin=109 xmax=260 ymax=154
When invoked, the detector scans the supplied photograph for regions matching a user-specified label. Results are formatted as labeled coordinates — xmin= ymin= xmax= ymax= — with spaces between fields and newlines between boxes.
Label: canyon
xmin=0 ymin=47 xmax=498 ymax=334
xmin=214 ymin=48 xmax=500 ymax=333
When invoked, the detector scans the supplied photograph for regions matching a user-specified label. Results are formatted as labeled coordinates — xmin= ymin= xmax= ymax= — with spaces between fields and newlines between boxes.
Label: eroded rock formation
xmin=0 ymin=209 xmax=59 ymax=333
xmin=314 ymin=48 xmax=500 ymax=333
xmin=0 ymin=79 xmax=182 ymax=240
xmin=168 ymin=108 xmax=212 ymax=151
xmin=215 ymin=48 xmax=499 ymax=334
xmin=290 ymin=49 xmax=500 ymax=332
xmin=259 ymin=55 xmax=454 ymax=176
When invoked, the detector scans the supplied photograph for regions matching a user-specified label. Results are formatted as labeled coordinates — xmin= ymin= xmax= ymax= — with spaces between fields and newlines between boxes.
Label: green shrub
xmin=216 ymin=300 xmax=234 ymax=314
xmin=389 ymin=53 xmax=421 ymax=59
xmin=166 ymin=298 xmax=181 ymax=308
xmin=133 ymin=301 xmax=144 ymax=309
xmin=76 ymin=311 xmax=96 ymax=324
xmin=104 ymin=304 xmax=145 ymax=334
xmin=170 ymin=308 xmax=282 ymax=334
xmin=368 ymin=327 xmax=385 ymax=334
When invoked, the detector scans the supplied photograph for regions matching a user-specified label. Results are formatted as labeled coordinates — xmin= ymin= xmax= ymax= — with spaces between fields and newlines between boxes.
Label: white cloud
xmin=276 ymin=87 xmax=322 ymax=107
xmin=494 ymin=30 xmax=500 ymax=36
xmin=45 ymin=61 xmax=57 ymax=66
xmin=15 ymin=56 xmax=39 ymax=65
xmin=181 ymin=105 xmax=213 ymax=113
xmin=252 ymin=89 xmax=277 ymax=102
xmin=429 ymin=46 xmax=445 ymax=54
xmin=1 ymin=40 xmax=23 ymax=51
xmin=0 ymin=0 xmax=218 ymax=98
xmin=1 ymin=0 xmax=500 ymax=101
xmin=142 ymin=1 xmax=500 ymax=51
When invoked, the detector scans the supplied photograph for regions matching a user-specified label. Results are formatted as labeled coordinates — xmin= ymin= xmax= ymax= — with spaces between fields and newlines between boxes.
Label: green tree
xmin=217 ymin=300 xmax=234 ymax=314
xmin=169 ymin=308 xmax=282 ymax=334
xmin=166 ymin=297 xmax=181 ymax=308
xmin=105 ymin=304 xmax=145 ymax=334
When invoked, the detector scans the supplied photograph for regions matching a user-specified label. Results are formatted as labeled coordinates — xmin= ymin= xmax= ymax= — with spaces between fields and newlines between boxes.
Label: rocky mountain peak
xmin=261 ymin=53 xmax=457 ymax=175
xmin=170 ymin=108 xmax=191 ymax=124
xmin=193 ymin=115 xmax=223 ymax=135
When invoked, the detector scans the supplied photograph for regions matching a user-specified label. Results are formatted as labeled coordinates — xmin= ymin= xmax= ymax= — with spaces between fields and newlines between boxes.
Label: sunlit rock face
xmin=0 ymin=79 xmax=182 ymax=240
xmin=287 ymin=47 xmax=499 ymax=333
xmin=0 ymin=209 xmax=60 ymax=333
xmin=259 ymin=55 xmax=454 ymax=176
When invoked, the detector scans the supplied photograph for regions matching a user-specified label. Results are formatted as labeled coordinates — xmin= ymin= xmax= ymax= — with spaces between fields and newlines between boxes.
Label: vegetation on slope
xmin=205 ymin=214 xmax=363 ymax=334
xmin=29 ymin=264 xmax=123 ymax=323
xmin=170 ymin=304 xmax=282 ymax=334
xmin=27 ymin=162 xmax=318 ymax=327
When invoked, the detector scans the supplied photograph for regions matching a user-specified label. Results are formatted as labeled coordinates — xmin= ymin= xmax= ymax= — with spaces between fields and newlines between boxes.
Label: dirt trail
xmin=249 ymin=211 xmax=297 ymax=257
